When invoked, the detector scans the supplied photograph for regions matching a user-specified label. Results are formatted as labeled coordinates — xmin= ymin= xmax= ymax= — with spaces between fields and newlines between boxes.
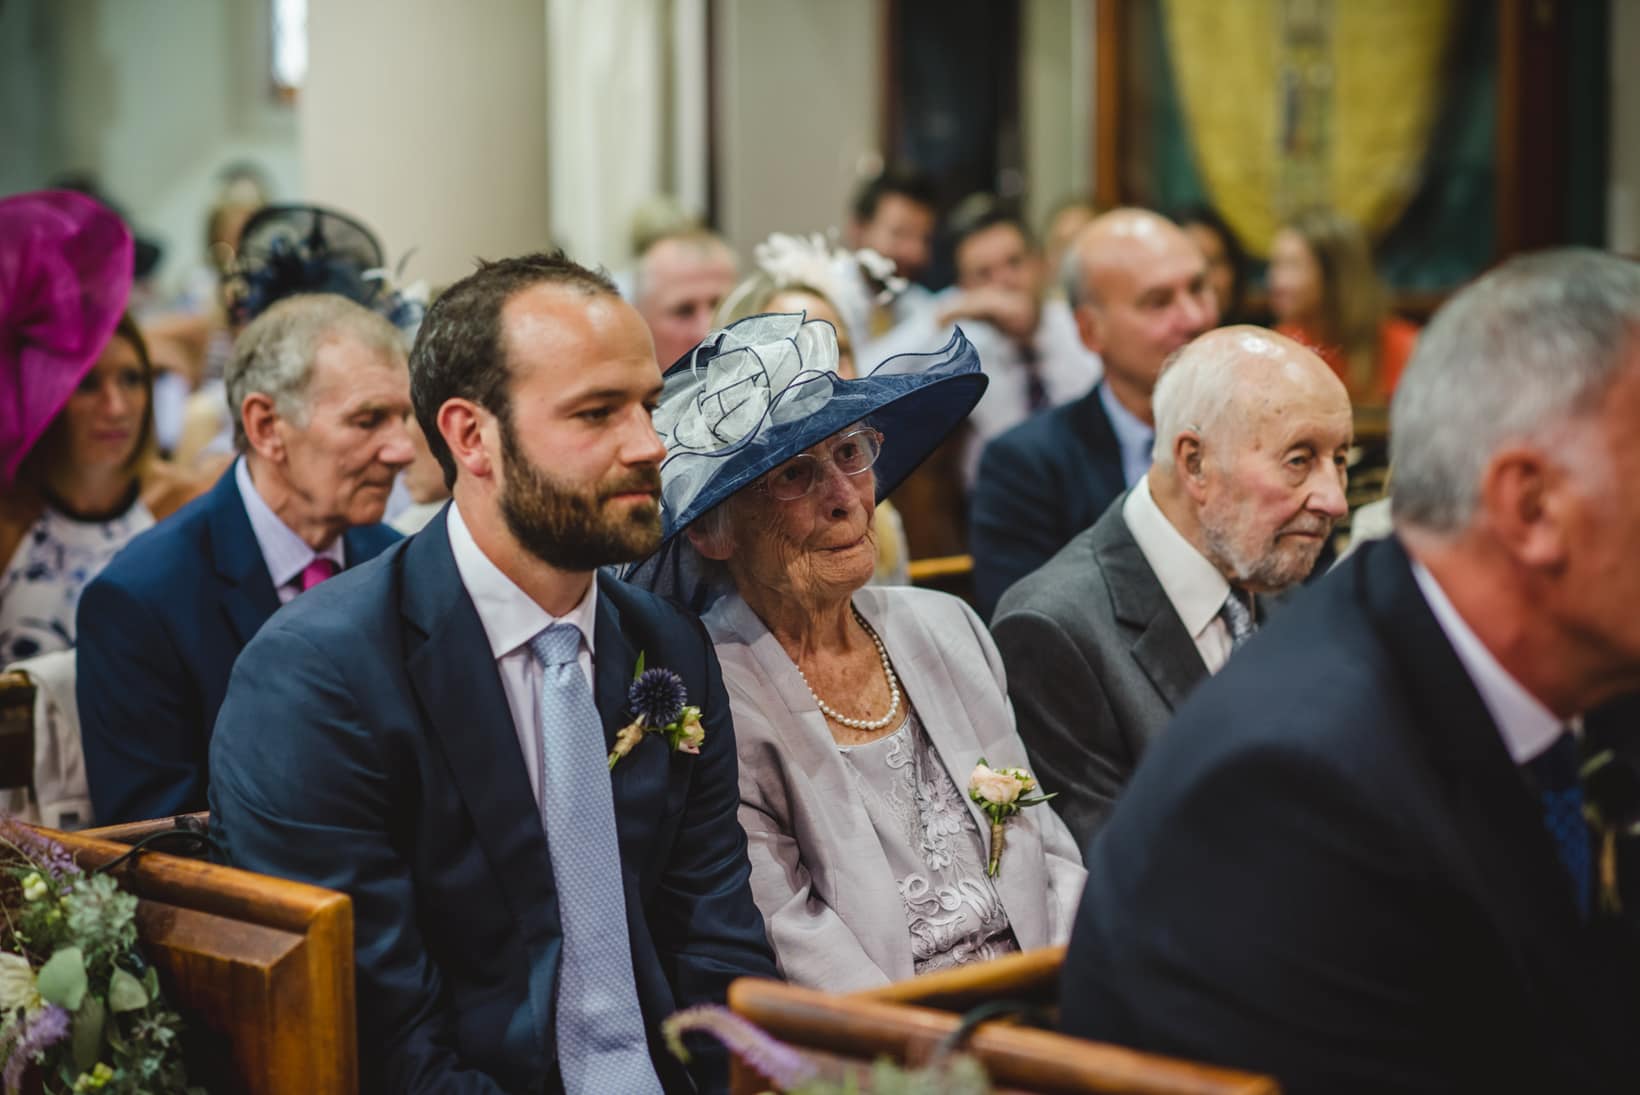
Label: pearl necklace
xmin=796 ymin=608 xmax=902 ymax=731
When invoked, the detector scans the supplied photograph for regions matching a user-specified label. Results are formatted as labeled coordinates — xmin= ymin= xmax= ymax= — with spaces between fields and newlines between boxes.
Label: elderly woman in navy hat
xmin=630 ymin=313 xmax=1084 ymax=991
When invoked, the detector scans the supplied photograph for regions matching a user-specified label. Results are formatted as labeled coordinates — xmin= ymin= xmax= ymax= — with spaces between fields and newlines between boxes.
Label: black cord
xmin=934 ymin=998 xmax=1053 ymax=1058
xmin=93 ymin=816 xmax=222 ymax=875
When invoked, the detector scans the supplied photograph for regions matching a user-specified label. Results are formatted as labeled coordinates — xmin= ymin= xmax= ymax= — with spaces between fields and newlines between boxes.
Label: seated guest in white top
xmin=77 ymin=293 xmax=412 ymax=823
xmin=935 ymin=195 xmax=1105 ymax=484
xmin=845 ymin=168 xmax=940 ymax=355
xmin=628 ymin=313 xmax=1086 ymax=991
xmin=992 ymin=327 xmax=1351 ymax=844
xmin=0 ymin=191 xmax=203 ymax=665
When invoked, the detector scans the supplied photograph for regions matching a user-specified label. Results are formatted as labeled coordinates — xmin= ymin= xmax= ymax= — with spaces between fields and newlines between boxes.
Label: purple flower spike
xmin=629 ymin=668 xmax=687 ymax=727
xmin=3 ymin=1004 xmax=70 ymax=1090
xmin=662 ymin=1005 xmax=818 ymax=1089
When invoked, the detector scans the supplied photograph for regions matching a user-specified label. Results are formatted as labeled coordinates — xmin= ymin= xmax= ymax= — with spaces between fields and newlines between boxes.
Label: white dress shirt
xmin=1411 ymin=561 xmax=1565 ymax=764
xmin=235 ymin=457 xmax=346 ymax=604
xmin=1123 ymin=476 xmax=1236 ymax=674
xmin=446 ymin=501 xmax=599 ymax=809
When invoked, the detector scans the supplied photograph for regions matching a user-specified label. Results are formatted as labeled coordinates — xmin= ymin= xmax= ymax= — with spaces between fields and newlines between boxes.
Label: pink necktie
xmin=298 ymin=556 xmax=340 ymax=592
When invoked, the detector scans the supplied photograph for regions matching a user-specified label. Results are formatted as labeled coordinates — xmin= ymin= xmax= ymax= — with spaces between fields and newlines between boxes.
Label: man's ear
xmin=240 ymin=393 xmax=285 ymax=463
xmin=1074 ymin=301 xmax=1106 ymax=357
xmin=1174 ymin=430 xmax=1209 ymax=504
xmin=437 ymin=398 xmax=495 ymax=483
xmin=1478 ymin=444 xmax=1570 ymax=571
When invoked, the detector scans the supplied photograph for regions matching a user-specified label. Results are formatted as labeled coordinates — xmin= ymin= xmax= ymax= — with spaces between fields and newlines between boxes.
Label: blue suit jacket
xmin=208 ymin=507 xmax=777 ymax=1094
xmin=968 ymin=383 xmax=1126 ymax=619
xmin=1059 ymin=538 xmax=1640 ymax=1093
xmin=76 ymin=467 xmax=400 ymax=824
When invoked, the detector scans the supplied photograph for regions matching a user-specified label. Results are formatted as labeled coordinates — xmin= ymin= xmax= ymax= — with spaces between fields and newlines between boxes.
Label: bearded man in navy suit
xmin=210 ymin=252 xmax=776 ymax=1093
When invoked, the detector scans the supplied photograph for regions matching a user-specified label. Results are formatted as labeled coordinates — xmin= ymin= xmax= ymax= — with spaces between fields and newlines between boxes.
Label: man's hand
xmin=937 ymin=287 xmax=1040 ymax=342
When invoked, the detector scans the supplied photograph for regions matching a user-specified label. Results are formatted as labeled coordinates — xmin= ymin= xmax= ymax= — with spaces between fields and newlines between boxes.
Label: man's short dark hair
xmin=946 ymin=193 xmax=1033 ymax=256
xmin=409 ymin=250 xmax=617 ymax=486
xmin=850 ymin=167 xmax=937 ymax=224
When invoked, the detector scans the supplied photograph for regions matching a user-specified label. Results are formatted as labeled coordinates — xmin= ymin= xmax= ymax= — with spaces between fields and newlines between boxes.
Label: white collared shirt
xmin=446 ymin=501 xmax=599 ymax=809
xmin=1097 ymin=381 xmax=1156 ymax=490
xmin=1123 ymin=475 xmax=1236 ymax=674
xmin=1411 ymin=561 xmax=1565 ymax=764
xmin=234 ymin=457 xmax=346 ymax=604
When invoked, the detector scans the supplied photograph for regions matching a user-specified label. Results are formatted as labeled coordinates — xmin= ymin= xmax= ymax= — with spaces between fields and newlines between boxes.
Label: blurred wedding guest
xmin=0 ymin=191 xmax=202 ymax=666
xmin=969 ymin=208 xmax=1218 ymax=618
xmin=993 ymin=328 xmax=1351 ymax=844
xmin=845 ymin=167 xmax=939 ymax=351
xmin=630 ymin=314 xmax=1085 ymax=991
xmin=388 ymin=415 xmax=451 ymax=536
xmin=1269 ymin=207 xmax=1418 ymax=404
xmin=77 ymin=294 xmax=411 ymax=824
xmin=1041 ymin=195 xmax=1098 ymax=298
xmin=935 ymin=195 xmax=1103 ymax=484
xmin=630 ymin=227 xmax=738 ymax=368
xmin=211 ymin=252 xmax=775 ymax=1093
xmin=1060 ymin=250 xmax=1640 ymax=1093
xmin=1171 ymin=205 xmax=1249 ymax=324
xmin=717 ymin=232 xmax=914 ymax=584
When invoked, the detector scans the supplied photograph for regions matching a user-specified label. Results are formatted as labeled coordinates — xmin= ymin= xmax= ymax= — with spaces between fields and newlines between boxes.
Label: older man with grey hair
xmin=1058 ymin=250 xmax=1640 ymax=1094
xmin=77 ymin=293 xmax=412 ymax=824
xmin=993 ymin=325 xmax=1350 ymax=846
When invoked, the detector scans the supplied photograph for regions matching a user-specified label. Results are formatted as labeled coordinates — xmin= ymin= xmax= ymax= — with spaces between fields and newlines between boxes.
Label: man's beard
xmin=497 ymin=415 xmax=662 ymax=572
xmin=1202 ymin=509 xmax=1331 ymax=594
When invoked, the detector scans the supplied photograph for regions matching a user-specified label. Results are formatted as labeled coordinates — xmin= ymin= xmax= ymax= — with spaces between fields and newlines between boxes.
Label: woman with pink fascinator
xmin=0 ymin=190 xmax=202 ymax=665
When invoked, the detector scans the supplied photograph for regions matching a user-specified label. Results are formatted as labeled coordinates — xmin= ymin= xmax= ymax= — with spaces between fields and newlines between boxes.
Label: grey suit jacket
xmin=705 ymin=585 xmax=1086 ymax=992
xmin=991 ymin=497 xmax=1208 ymax=849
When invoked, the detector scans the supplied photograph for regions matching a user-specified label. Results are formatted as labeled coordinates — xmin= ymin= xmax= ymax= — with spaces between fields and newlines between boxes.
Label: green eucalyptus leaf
xmin=36 ymin=946 xmax=87 ymax=1010
xmin=633 ymin=651 xmax=646 ymax=679
xmin=108 ymin=967 xmax=149 ymax=1012
xmin=71 ymin=994 xmax=105 ymax=1071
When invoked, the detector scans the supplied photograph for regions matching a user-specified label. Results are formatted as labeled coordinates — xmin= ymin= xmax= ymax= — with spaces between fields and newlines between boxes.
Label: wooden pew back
xmin=38 ymin=826 xmax=357 ymax=1095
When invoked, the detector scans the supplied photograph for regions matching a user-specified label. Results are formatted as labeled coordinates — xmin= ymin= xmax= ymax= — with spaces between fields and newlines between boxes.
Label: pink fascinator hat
xmin=0 ymin=189 xmax=134 ymax=486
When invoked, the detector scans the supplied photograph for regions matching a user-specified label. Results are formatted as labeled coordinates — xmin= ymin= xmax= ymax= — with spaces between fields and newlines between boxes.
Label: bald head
xmin=633 ymin=233 xmax=737 ymax=368
xmin=1067 ymin=208 xmax=1218 ymax=424
xmin=1149 ymin=326 xmax=1352 ymax=593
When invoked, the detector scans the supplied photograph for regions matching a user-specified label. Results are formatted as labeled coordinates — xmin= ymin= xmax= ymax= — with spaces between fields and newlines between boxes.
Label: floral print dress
xmin=838 ymin=711 xmax=1017 ymax=973
xmin=0 ymin=500 xmax=153 ymax=665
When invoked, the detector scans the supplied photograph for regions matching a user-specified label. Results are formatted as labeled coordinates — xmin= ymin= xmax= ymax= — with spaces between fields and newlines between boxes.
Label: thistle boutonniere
xmin=608 ymin=652 xmax=706 ymax=769
xmin=968 ymin=759 xmax=1056 ymax=877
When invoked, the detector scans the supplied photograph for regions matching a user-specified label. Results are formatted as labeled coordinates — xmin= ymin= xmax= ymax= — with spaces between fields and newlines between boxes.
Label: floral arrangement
xmin=0 ymin=821 xmax=197 ymax=1094
xmin=609 ymin=654 xmax=705 ymax=769
xmin=663 ymin=1006 xmax=992 ymax=1095
xmin=967 ymin=761 xmax=1056 ymax=877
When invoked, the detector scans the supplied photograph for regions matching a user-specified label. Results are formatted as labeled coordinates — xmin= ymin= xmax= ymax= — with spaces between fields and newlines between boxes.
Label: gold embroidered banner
xmin=1161 ymin=0 xmax=1457 ymax=256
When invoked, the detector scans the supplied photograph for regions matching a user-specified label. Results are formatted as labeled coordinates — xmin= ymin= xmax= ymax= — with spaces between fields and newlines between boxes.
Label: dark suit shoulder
xmin=251 ymin=537 xmax=412 ymax=655
xmin=91 ymin=485 xmax=217 ymax=595
xmin=992 ymin=509 xmax=1119 ymax=622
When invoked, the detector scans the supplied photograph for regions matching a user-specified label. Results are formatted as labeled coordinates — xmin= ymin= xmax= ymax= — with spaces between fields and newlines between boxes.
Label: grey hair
xmin=1391 ymin=249 xmax=1640 ymax=534
xmin=1148 ymin=333 xmax=1252 ymax=468
xmin=225 ymin=293 xmax=405 ymax=451
xmin=631 ymin=230 xmax=734 ymax=305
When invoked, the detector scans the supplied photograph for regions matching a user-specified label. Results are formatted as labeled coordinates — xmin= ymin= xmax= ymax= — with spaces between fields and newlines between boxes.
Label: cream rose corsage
xmin=968 ymin=760 xmax=1055 ymax=877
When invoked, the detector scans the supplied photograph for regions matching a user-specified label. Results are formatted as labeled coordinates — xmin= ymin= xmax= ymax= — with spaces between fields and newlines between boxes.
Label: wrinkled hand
xmin=937 ymin=287 xmax=1039 ymax=341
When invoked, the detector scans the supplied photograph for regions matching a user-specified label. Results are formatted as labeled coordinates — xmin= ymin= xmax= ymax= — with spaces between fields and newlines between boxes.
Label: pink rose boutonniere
xmin=968 ymin=759 xmax=1056 ymax=877
xmin=608 ymin=653 xmax=706 ymax=769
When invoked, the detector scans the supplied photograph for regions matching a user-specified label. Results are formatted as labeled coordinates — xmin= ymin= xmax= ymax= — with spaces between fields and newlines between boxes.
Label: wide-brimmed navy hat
xmin=622 ymin=311 xmax=986 ymax=607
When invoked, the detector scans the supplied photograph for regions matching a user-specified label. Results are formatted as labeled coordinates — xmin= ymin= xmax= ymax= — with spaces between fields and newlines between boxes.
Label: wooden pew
xmin=727 ymin=947 xmax=1280 ymax=1095
xmin=0 ymin=670 xmax=35 ymax=794
xmin=32 ymin=825 xmax=357 ymax=1094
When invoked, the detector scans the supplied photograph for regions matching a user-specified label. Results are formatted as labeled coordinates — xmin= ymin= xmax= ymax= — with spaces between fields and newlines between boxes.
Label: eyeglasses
xmin=756 ymin=428 xmax=883 ymax=502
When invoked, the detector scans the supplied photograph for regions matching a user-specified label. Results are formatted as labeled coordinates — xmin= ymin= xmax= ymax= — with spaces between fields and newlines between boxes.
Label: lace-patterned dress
xmin=838 ymin=711 xmax=1018 ymax=974
xmin=0 ymin=498 xmax=153 ymax=664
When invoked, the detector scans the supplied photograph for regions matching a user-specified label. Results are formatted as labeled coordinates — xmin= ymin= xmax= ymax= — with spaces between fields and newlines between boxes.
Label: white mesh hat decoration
xmin=621 ymin=311 xmax=986 ymax=609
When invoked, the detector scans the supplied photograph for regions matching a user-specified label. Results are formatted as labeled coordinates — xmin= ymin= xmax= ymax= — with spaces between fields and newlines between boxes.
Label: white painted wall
xmin=300 ymin=0 xmax=552 ymax=289
xmin=1022 ymin=0 xmax=1095 ymax=233
xmin=1610 ymin=0 xmax=1640 ymax=253
xmin=712 ymin=0 xmax=881 ymax=260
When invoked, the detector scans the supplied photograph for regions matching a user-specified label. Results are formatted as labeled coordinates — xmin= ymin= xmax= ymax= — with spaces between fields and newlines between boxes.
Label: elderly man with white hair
xmin=1058 ymin=250 xmax=1640 ymax=1094
xmin=992 ymin=325 xmax=1351 ymax=846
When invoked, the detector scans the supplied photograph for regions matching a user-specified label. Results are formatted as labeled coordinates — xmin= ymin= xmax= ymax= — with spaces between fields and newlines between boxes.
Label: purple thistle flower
xmin=0 ymin=819 xmax=79 ymax=881
xmin=629 ymin=668 xmax=687 ymax=727
xmin=662 ymin=1005 xmax=818 ymax=1089
xmin=3 ymin=1004 xmax=70 ymax=1091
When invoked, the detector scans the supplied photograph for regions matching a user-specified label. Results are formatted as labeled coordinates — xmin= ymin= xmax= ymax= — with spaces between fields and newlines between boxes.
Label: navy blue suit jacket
xmin=208 ymin=508 xmax=777 ymax=1094
xmin=968 ymin=384 xmax=1126 ymax=619
xmin=76 ymin=467 xmax=400 ymax=824
xmin=1059 ymin=538 xmax=1640 ymax=1093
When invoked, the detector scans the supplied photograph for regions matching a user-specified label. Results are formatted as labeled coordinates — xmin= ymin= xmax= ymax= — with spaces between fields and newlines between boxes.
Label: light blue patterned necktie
xmin=526 ymin=623 xmax=662 ymax=1094
xmin=1217 ymin=588 xmax=1257 ymax=650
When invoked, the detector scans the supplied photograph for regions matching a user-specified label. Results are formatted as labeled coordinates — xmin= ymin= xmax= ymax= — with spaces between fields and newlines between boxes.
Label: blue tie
xmin=526 ymin=623 xmax=662 ymax=1094
xmin=1528 ymin=729 xmax=1591 ymax=920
